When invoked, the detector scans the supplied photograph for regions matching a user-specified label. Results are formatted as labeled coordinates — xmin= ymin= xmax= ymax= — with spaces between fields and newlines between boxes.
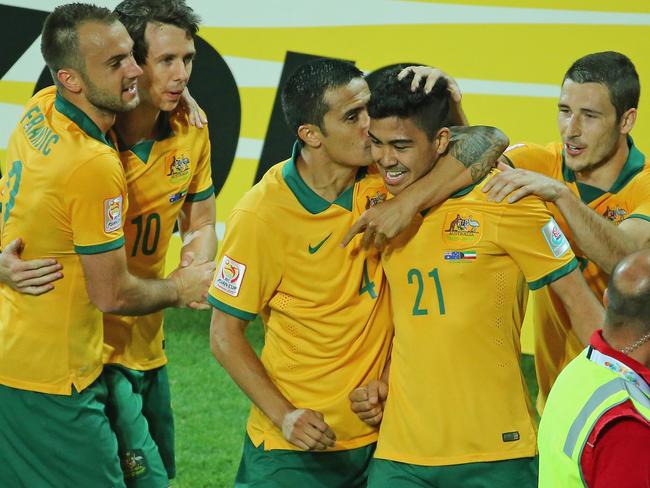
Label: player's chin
xmin=564 ymin=154 xmax=591 ymax=173
xmin=160 ymin=99 xmax=181 ymax=112
xmin=120 ymin=94 xmax=140 ymax=111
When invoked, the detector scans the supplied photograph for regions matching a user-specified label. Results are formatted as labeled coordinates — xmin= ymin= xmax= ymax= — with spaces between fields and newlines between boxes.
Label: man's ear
xmin=297 ymin=124 xmax=323 ymax=149
xmin=619 ymin=107 xmax=637 ymax=136
xmin=434 ymin=127 xmax=451 ymax=155
xmin=56 ymin=68 xmax=83 ymax=94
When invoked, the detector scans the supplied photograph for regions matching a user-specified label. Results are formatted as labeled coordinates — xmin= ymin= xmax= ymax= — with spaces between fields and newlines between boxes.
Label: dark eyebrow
xmin=581 ymin=108 xmax=603 ymax=116
xmin=389 ymin=138 xmax=413 ymax=145
xmin=105 ymin=53 xmax=128 ymax=66
xmin=343 ymin=107 xmax=362 ymax=119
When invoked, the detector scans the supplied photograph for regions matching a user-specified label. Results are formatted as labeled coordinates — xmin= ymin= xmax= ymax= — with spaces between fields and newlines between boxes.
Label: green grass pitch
xmin=164 ymin=308 xmax=539 ymax=487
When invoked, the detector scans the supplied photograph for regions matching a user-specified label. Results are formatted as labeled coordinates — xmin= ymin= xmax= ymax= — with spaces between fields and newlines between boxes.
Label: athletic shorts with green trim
xmin=368 ymin=456 xmax=538 ymax=488
xmin=0 ymin=377 xmax=126 ymax=488
xmin=104 ymin=364 xmax=175 ymax=487
xmin=235 ymin=434 xmax=376 ymax=487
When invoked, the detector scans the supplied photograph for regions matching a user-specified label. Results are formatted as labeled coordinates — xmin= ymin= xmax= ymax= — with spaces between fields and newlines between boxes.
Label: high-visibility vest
xmin=538 ymin=346 xmax=650 ymax=487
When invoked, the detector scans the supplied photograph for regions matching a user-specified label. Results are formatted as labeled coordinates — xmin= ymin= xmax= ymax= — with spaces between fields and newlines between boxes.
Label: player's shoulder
xmin=468 ymin=170 xmax=549 ymax=214
xmin=504 ymin=141 xmax=562 ymax=171
xmin=232 ymin=161 xmax=289 ymax=216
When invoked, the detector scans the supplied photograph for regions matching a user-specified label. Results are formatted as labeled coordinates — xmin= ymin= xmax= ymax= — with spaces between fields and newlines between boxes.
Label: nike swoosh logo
xmin=308 ymin=233 xmax=332 ymax=254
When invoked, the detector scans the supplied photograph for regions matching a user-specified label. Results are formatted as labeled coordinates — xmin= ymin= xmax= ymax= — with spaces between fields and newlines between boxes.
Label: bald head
xmin=605 ymin=249 xmax=650 ymax=332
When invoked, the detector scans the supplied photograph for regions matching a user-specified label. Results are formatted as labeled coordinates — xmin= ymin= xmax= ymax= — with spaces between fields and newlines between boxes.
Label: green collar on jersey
xmin=115 ymin=112 xmax=174 ymax=163
xmin=421 ymin=172 xmax=490 ymax=217
xmin=282 ymin=141 xmax=367 ymax=214
xmin=54 ymin=92 xmax=114 ymax=148
xmin=562 ymin=136 xmax=646 ymax=203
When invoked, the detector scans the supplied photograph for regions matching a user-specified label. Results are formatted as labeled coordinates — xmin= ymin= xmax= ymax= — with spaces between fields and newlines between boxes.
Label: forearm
xmin=555 ymin=190 xmax=636 ymax=273
xmin=180 ymin=223 xmax=217 ymax=263
xmin=397 ymin=125 xmax=508 ymax=212
xmin=108 ymin=275 xmax=179 ymax=316
xmin=551 ymin=268 xmax=605 ymax=345
xmin=448 ymin=101 xmax=468 ymax=127
xmin=211 ymin=321 xmax=293 ymax=428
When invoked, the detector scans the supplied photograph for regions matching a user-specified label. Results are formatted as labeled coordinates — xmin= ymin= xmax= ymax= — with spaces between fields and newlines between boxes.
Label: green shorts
xmin=368 ymin=456 xmax=538 ymax=488
xmin=0 ymin=377 xmax=125 ymax=488
xmin=104 ymin=364 xmax=175 ymax=487
xmin=235 ymin=434 xmax=376 ymax=487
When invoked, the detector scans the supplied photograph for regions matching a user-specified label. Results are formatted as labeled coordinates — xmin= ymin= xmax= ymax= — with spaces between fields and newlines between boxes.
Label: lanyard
xmin=588 ymin=346 xmax=650 ymax=398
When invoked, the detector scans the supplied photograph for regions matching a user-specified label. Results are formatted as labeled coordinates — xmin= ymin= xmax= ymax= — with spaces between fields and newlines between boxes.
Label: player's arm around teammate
xmin=0 ymin=238 xmax=62 ymax=295
xmin=483 ymin=165 xmax=650 ymax=274
xmin=344 ymin=66 xmax=508 ymax=249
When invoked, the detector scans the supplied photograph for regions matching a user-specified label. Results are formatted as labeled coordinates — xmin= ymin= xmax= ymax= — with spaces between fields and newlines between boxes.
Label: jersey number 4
xmin=407 ymin=268 xmax=446 ymax=316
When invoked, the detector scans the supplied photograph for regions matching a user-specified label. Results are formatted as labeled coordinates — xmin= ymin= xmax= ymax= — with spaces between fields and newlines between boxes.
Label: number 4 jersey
xmin=103 ymin=110 xmax=214 ymax=371
xmin=376 ymin=171 xmax=577 ymax=466
xmin=207 ymin=143 xmax=393 ymax=451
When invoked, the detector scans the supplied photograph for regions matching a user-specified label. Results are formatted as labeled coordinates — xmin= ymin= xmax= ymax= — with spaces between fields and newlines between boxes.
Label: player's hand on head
xmin=0 ymin=238 xmax=62 ymax=296
xmin=397 ymin=66 xmax=462 ymax=102
xmin=482 ymin=167 xmax=567 ymax=204
xmin=177 ymin=87 xmax=208 ymax=129
xmin=281 ymin=408 xmax=336 ymax=451
xmin=341 ymin=198 xmax=417 ymax=251
xmin=168 ymin=258 xmax=216 ymax=307
xmin=349 ymin=379 xmax=388 ymax=426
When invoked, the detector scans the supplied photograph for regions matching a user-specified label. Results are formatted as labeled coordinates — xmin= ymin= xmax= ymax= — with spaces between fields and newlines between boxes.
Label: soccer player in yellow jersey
xmin=353 ymin=67 xmax=604 ymax=487
xmin=0 ymin=5 xmax=213 ymax=487
xmin=483 ymin=52 xmax=650 ymax=412
xmin=102 ymin=1 xmax=216 ymax=485
xmin=208 ymin=59 xmax=510 ymax=486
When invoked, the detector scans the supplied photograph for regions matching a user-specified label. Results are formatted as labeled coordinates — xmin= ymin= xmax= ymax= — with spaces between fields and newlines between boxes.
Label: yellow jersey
xmin=208 ymin=144 xmax=393 ymax=451
xmin=103 ymin=111 xmax=214 ymax=370
xmin=376 ymin=172 xmax=577 ymax=466
xmin=0 ymin=87 xmax=127 ymax=395
xmin=505 ymin=139 xmax=650 ymax=411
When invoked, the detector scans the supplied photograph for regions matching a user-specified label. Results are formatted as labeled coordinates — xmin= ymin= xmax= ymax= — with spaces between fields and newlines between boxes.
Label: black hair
xmin=367 ymin=65 xmax=449 ymax=140
xmin=281 ymin=58 xmax=364 ymax=136
xmin=564 ymin=51 xmax=640 ymax=120
xmin=41 ymin=3 xmax=118 ymax=80
xmin=114 ymin=0 xmax=200 ymax=65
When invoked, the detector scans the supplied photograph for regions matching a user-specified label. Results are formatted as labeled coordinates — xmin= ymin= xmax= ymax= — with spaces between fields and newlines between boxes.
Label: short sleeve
xmin=186 ymin=127 xmax=214 ymax=202
xmin=208 ymin=209 xmax=283 ymax=321
xmin=497 ymin=195 xmax=577 ymax=290
xmin=625 ymin=173 xmax=650 ymax=223
xmin=63 ymin=153 xmax=127 ymax=254
xmin=504 ymin=142 xmax=560 ymax=177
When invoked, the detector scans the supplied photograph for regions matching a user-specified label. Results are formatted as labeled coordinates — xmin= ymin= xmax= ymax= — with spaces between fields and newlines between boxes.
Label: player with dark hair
xmin=351 ymin=67 xmax=603 ymax=487
xmin=482 ymin=51 xmax=650 ymax=412
xmin=208 ymin=58 xmax=509 ymax=486
xmin=103 ymin=0 xmax=216 ymax=485
xmin=0 ymin=3 xmax=212 ymax=486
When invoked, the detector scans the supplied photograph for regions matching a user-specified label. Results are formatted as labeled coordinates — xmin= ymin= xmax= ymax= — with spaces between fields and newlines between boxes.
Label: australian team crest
xmin=601 ymin=205 xmax=628 ymax=225
xmin=166 ymin=153 xmax=191 ymax=183
xmin=443 ymin=210 xmax=483 ymax=246
xmin=365 ymin=190 xmax=387 ymax=209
